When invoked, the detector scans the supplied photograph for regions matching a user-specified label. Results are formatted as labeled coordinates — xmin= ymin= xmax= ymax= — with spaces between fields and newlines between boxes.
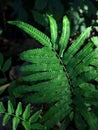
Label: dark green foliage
xmin=0 ymin=0 xmax=97 ymax=39
xmin=0 ymin=53 xmax=11 ymax=94
xmin=8 ymin=15 xmax=98 ymax=130
xmin=0 ymin=53 xmax=11 ymax=72
xmin=0 ymin=100 xmax=46 ymax=130
xmin=2 ymin=58 xmax=11 ymax=72
xmin=0 ymin=1 xmax=97 ymax=129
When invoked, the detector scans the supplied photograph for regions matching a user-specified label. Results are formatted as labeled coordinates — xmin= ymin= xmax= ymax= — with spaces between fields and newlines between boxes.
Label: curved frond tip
xmin=8 ymin=21 xmax=52 ymax=48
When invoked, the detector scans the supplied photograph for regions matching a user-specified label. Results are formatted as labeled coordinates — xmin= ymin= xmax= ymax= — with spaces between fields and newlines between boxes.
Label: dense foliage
xmin=1 ymin=15 xmax=97 ymax=130
xmin=0 ymin=0 xmax=98 ymax=130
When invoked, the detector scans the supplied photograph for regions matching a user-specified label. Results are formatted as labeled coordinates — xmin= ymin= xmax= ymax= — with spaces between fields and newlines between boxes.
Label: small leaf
xmin=3 ymin=113 xmax=10 ymax=126
xmin=0 ymin=102 xmax=6 ymax=113
xmin=13 ymin=117 xmax=20 ymax=130
xmin=29 ymin=110 xmax=42 ymax=123
xmin=0 ymin=52 xmax=3 ymax=69
xmin=91 ymin=36 xmax=98 ymax=47
xmin=59 ymin=16 xmax=70 ymax=57
xmin=47 ymin=14 xmax=58 ymax=49
xmin=22 ymin=104 xmax=31 ymax=120
xmin=15 ymin=102 xmax=22 ymax=116
xmin=8 ymin=100 xmax=14 ymax=114
xmin=2 ymin=58 xmax=11 ymax=72
xmin=22 ymin=121 xmax=31 ymax=130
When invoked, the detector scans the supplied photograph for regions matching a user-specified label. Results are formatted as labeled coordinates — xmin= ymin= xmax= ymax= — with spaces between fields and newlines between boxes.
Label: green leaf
xmin=0 ymin=102 xmax=6 ymax=113
xmin=0 ymin=52 xmax=3 ymax=69
xmin=8 ymin=100 xmax=14 ymax=114
xmin=29 ymin=110 xmax=42 ymax=123
xmin=15 ymin=102 xmax=22 ymax=116
xmin=3 ymin=113 xmax=10 ymax=126
xmin=47 ymin=14 xmax=58 ymax=49
xmin=8 ymin=21 xmax=52 ymax=48
xmin=2 ymin=58 xmax=11 ymax=72
xmin=13 ymin=117 xmax=20 ymax=130
xmin=22 ymin=104 xmax=31 ymax=120
xmin=59 ymin=16 xmax=70 ymax=57
xmin=22 ymin=121 xmax=31 ymax=130
xmin=91 ymin=36 xmax=98 ymax=47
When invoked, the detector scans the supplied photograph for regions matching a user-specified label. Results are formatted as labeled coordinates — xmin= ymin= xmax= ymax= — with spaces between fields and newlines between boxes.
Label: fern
xmin=47 ymin=14 xmax=58 ymax=49
xmin=0 ymin=100 xmax=46 ymax=130
xmin=8 ymin=16 xmax=98 ymax=130
xmin=59 ymin=15 xmax=70 ymax=57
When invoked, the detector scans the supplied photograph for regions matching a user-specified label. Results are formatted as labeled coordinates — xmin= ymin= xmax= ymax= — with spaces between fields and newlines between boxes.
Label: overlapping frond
xmin=63 ymin=34 xmax=98 ymax=130
xmin=8 ymin=15 xmax=98 ymax=130
xmin=13 ymin=47 xmax=72 ymax=128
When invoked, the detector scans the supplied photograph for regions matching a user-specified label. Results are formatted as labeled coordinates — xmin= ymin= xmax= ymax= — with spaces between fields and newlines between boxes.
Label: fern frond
xmin=20 ymin=47 xmax=59 ymax=64
xmin=8 ymin=16 xmax=98 ymax=130
xmin=63 ymin=27 xmax=92 ymax=64
xmin=11 ymin=47 xmax=72 ymax=128
xmin=8 ymin=21 xmax=52 ymax=48
xmin=0 ymin=101 xmax=45 ymax=130
xmin=59 ymin=16 xmax=70 ymax=57
xmin=47 ymin=14 xmax=58 ymax=49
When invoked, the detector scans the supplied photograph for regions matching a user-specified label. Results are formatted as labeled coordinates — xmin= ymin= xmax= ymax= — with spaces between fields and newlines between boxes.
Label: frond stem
xmin=54 ymin=49 xmax=74 ymax=93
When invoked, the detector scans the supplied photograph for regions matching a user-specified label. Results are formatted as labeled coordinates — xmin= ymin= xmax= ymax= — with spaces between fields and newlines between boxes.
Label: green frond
xmin=13 ymin=117 xmax=20 ymax=130
xmin=59 ymin=16 xmax=70 ymax=57
xmin=0 ymin=101 xmax=44 ymax=130
xmin=21 ymin=63 xmax=62 ymax=72
xmin=20 ymin=47 xmax=59 ymax=64
xmin=8 ymin=100 xmax=14 ymax=114
xmin=0 ymin=102 xmax=6 ymax=113
xmin=8 ymin=21 xmax=52 ymax=48
xmin=22 ymin=104 xmax=31 ymax=120
xmin=41 ymin=101 xmax=72 ymax=128
xmin=3 ymin=113 xmax=11 ymax=126
xmin=47 ymin=14 xmax=58 ymax=49
xmin=29 ymin=110 xmax=42 ymax=123
xmin=80 ymin=106 xmax=98 ymax=130
xmin=8 ymin=16 xmax=98 ymax=130
xmin=63 ymin=27 xmax=92 ymax=64
xmin=12 ymin=46 xmax=72 ymax=128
